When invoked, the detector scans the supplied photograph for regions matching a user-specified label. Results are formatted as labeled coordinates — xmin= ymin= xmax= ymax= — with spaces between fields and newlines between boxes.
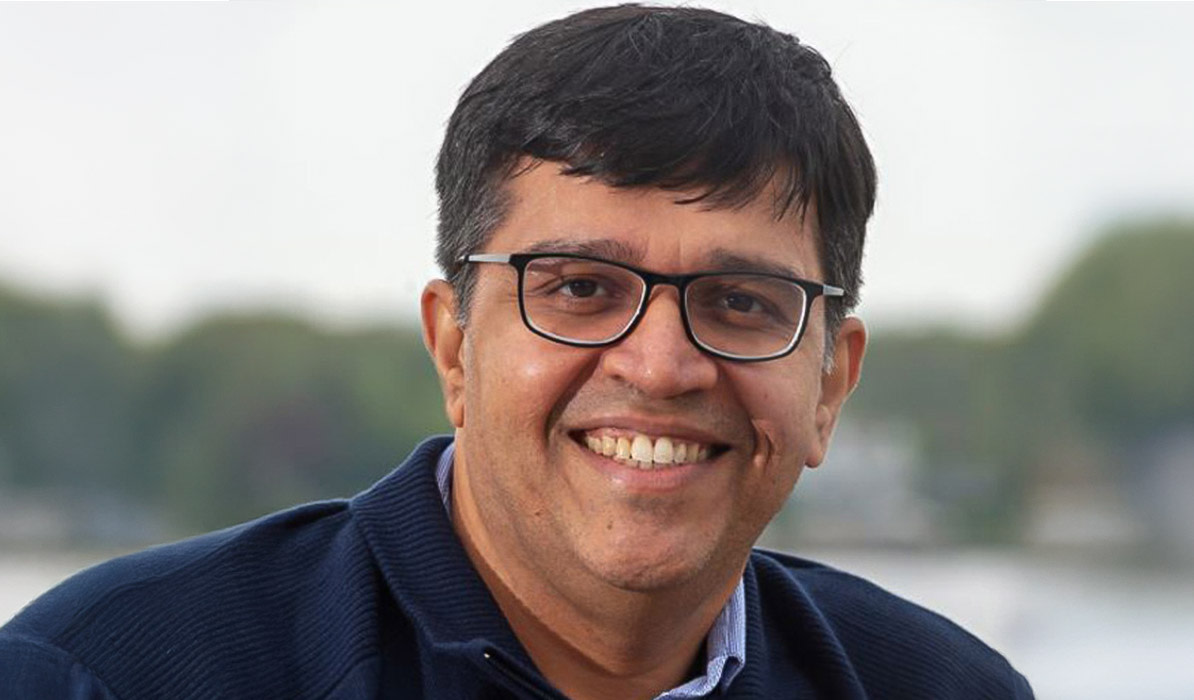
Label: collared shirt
xmin=435 ymin=441 xmax=745 ymax=698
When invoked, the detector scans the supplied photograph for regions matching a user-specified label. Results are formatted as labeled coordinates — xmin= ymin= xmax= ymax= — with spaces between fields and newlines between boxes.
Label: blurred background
xmin=2 ymin=1 xmax=1192 ymax=697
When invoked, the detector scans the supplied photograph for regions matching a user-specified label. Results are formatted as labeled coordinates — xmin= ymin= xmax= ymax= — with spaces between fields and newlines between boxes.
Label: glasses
xmin=461 ymin=252 xmax=843 ymax=362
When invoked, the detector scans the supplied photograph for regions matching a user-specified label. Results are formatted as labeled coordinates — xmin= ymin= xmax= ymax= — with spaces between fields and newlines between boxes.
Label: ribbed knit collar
xmin=349 ymin=436 xmax=534 ymax=664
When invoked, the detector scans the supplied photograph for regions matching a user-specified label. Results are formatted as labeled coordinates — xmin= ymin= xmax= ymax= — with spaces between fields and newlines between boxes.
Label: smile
xmin=579 ymin=429 xmax=718 ymax=470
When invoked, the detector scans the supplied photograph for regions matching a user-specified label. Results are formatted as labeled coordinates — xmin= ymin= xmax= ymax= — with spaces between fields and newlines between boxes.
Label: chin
xmin=578 ymin=537 xmax=716 ymax=592
xmin=595 ymin=563 xmax=699 ymax=593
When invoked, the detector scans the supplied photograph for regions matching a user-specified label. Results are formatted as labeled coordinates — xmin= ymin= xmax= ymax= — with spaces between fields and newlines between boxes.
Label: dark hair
xmin=435 ymin=3 xmax=876 ymax=338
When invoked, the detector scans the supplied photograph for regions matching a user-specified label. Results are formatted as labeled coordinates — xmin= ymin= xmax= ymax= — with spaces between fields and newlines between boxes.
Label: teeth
xmin=653 ymin=437 xmax=673 ymax=464
xmin=581 ymin=431 xmax=715 ymax=469
xmin=630 ymin=435 xmax=652 ymax=462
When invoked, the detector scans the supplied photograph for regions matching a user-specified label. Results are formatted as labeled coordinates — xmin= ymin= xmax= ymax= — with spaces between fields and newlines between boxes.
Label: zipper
xmin=482 ymin=647 xmax=561 ymax=700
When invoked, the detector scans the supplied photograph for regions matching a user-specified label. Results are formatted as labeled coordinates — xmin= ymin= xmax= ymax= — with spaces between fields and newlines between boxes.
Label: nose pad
xmin=599 ymin=287 xmax=719 ymax=398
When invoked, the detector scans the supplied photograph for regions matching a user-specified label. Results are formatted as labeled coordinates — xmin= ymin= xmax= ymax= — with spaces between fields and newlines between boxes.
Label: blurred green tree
xmin=0 ymin=286 xmax=139 ymax=495
xmin=1020 ymin=218 xmax=1194 ymax=443
xmin=136 ymin=315 xmax=447 ymax=531
xmin=849 ymin=217 xmax=1194 ymax=542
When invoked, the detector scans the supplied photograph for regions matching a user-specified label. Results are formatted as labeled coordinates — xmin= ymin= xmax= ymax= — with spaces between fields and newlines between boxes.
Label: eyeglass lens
xmin=520 ymin=256 xmax=807 ymax=358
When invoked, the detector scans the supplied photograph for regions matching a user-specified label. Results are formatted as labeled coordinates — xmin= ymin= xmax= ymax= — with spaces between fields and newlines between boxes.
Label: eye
xmin=560 ymin=277 xmax=603 ymax=298
xmin=722 ymin=291 xmax=761 ymax=314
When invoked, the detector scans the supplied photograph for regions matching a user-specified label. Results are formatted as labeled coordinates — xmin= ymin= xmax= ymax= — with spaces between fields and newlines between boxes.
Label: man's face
xmin=426 ymin=161 xmax=863 ymax=594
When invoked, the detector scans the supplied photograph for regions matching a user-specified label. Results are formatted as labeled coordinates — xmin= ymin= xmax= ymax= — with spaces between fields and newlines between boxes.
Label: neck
xmin=451 ymin=461 xmax=740 ymax=700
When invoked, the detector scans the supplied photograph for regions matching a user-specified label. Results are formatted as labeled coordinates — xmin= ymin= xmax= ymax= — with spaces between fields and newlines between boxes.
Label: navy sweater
xmin=0 ymin=436 xmax=1032 ymax=698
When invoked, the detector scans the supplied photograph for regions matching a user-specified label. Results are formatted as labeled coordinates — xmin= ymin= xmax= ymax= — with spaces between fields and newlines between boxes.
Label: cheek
xmin=468 ymin=329 xmax=593 ymax=433
xmin=726 ymin=362 xmax=822 ymax=461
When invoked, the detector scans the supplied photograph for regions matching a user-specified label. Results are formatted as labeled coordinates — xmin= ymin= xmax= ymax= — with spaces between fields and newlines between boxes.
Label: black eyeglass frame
xmin=461 ymin=252 xmax=844 ymax=362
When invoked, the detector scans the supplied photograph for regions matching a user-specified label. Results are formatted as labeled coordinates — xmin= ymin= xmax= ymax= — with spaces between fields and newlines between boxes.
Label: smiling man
xmin=424 ymin=166 xmax=863 ymax=698
xmin=1 ymin=4 xmax=1032 ymax=699
xmin=418 ymin=5 xmax=1030 ymax=698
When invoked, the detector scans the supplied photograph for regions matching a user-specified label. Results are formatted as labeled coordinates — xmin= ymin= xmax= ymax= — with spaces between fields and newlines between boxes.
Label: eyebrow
xmin=703 ymin=249 xmax=806 ymax=280
xmin=521 ymin=238 xmax=644 ymax=264
xmin=517 ymin=240 xmax=808 ymax=280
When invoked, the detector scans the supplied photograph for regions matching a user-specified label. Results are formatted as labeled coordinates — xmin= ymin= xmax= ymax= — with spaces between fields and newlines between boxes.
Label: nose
xmin=598 ymin=286 xmax=719 ymax=399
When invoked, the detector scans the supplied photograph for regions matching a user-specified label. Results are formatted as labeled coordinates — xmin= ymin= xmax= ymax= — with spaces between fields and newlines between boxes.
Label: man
xmin=1 ymin=5 xmax=1032 ymax=698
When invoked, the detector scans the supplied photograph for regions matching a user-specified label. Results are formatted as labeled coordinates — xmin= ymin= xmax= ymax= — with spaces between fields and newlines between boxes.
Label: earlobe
xmin=808 ymin=316 xmax=867 ymax=467
xmin=421 ymin=280 xmax=466 ymax=428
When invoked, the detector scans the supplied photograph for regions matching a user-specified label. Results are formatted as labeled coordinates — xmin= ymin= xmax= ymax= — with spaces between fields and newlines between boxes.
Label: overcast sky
xmin=1 ymin=0 xmax=1192 ymax=339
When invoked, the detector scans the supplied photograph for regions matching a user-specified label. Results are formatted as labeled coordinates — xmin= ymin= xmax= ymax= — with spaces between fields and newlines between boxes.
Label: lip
xmin=565 ymin=415 xmax=733 ymax=450
xmin=562 ymin=415 xmax=736 ymax=495
xmin=568 ymin=434 xmax=721 ymax=494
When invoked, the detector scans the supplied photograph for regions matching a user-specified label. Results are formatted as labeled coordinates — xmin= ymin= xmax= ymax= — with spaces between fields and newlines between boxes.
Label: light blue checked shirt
xmin=436 ymin=441 xmax=745 ymax=698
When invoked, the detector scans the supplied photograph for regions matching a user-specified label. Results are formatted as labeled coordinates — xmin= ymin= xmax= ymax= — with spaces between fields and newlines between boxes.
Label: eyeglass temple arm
xmin=461 ymin=253 xmax=512 ymax=264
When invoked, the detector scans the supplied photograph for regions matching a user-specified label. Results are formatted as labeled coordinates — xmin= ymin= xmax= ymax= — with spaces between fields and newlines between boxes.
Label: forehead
xmin=488 ymin=161 xmax=823 ymax=279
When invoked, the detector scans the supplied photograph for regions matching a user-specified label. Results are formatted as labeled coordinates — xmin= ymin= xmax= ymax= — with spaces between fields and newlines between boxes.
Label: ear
xmin=421 ymin=279 xmax=466 ymax=428
xmin=807 ymin=315 xmax=866 ymax=468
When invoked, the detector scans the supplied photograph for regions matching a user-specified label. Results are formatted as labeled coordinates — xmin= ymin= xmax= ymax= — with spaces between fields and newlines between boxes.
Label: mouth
xmin=570 ymin=429 xmax=729 ymax=470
